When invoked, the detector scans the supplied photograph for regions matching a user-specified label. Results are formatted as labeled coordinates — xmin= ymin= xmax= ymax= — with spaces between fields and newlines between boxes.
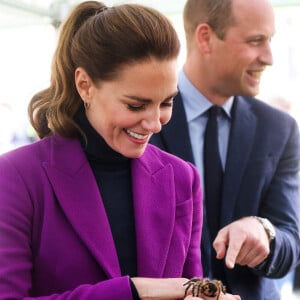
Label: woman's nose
xmin=141 ymin=110 xmax=162 ymax=133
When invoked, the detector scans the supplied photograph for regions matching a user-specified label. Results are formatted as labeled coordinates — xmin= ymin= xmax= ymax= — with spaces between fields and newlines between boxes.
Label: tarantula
xmin=183 ymin=277 xmax=226 ymax=299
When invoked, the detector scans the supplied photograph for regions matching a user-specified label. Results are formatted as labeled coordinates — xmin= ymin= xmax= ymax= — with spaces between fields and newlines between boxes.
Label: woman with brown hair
xmin=0 ymin=1 xmax=239 ymax=299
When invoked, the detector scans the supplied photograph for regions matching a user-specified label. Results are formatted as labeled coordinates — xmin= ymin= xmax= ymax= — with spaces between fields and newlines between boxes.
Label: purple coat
xmin=0 ymin=135 xmax=203 ymax=299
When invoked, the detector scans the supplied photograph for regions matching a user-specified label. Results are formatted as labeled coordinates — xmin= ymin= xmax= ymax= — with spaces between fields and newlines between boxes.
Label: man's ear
xmin=195 ymin=23 xmax=214 ymax=54
xmin=75 ymin=67 xmax=93 ymax=103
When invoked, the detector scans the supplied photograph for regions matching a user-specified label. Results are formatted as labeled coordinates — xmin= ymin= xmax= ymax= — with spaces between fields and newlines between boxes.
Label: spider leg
xmin=194 ymin=282 xmax=202 ymax=297
xmin=216 ymin=289 xmax=221 ymax=300
xmin=184 ymin=283 xmax=192 ymax=297
xmin=192 ymin=285 xmax=196 ymax=297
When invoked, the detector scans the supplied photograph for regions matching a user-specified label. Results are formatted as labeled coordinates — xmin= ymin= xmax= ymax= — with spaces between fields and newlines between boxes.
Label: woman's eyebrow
xmin=124 ymin=91 xmax=178 ymax=102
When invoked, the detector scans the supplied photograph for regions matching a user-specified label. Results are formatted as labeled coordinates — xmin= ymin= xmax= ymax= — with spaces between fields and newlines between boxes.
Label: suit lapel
xmin=43 ymin=136 xmax=120 ymax=278
xmin=132 ymin=148 xmax=176 ymax=277
xmin=221 ymin=97 xmax=257 ymax=225
xmin=161 ymin=93 xmax=195 ymax=163
xmin=162 ymin=94 xmax=257 ymax=228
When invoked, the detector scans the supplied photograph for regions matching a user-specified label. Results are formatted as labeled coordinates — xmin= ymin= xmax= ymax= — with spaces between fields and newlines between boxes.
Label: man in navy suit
xmin=151 ymin=0 xmax=300 ymax=299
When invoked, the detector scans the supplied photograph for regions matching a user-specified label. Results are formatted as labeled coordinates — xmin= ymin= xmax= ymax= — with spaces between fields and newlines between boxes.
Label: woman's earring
xmin=84 ymin=102 xmax=90 ymax=110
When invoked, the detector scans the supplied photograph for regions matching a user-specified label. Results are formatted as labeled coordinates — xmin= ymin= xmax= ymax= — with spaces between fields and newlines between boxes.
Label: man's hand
xmin=213 ymin=216 xmax=271 ymax=269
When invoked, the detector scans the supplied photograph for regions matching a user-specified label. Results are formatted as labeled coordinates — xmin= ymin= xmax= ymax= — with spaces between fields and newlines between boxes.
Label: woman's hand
xmin=131 ymin=277 xmax=241 ymax=300
xmin=184 ymin=293 xmax=241 ymax=300
xmin=182 ymin=277 xmax=241 ymax=300
xmin=131 ymin=277 xmax=188 ymax=299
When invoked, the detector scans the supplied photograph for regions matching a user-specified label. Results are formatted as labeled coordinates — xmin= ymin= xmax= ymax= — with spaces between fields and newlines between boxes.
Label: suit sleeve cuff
xmin=130 ymin=278 xmax=141 ymax=300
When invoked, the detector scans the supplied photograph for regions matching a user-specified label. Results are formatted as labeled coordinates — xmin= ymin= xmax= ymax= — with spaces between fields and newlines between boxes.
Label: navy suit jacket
xmin=151 ymin=92 xmax=300 ymax=300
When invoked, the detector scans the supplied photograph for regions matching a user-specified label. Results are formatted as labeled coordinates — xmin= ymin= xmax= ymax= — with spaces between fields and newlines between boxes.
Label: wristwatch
xmin=252 ymin=216 xmax=276 ymax=242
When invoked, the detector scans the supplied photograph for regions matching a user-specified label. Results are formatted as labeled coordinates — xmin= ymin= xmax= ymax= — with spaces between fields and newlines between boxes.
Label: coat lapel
xmin=43 ymin=136 xmax=175 ymax=278
xmin=160 ymin=93 xmax=195 ymax=163
xmin=43 ymin=136 xmax=120 ymax=278
xmin=221 ymin=97 xmax=257 ymax=225
xmin=132 ymin=147 xmax=176 ymax=277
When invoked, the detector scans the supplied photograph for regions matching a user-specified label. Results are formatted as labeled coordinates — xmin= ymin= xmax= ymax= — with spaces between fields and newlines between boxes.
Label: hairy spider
xmin=183 ymin=277 xmax=226 ymax=299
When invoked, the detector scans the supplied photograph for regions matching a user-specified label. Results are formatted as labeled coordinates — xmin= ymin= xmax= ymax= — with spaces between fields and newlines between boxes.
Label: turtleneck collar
xmin=76 ymin=109 xmax=130 ymax=169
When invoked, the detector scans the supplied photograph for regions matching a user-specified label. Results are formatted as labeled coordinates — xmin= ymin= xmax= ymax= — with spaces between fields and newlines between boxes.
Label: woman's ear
xmin=195 ymin=23 xmax=213 ymax=54
xmin=75 ymin=67 xmax=93 ymax=103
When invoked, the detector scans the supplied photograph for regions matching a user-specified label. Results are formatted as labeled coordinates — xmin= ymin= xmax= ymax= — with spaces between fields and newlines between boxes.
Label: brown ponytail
xmin=28 ymin=1 xmax=180 ymax=139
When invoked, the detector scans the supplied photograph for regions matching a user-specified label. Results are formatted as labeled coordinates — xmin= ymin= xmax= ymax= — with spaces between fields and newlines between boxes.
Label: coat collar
xmin=159 ymin=93 xmax=195 ymax=163
xmin=42 ymin=136 xmax=176 ymax=278
xmin=221 ymin=96 xmax=257 ymax=225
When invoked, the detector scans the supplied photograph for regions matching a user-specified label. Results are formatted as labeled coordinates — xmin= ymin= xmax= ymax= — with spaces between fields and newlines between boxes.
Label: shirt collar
xmin=178 ymin=68 xmax=234 ymax=121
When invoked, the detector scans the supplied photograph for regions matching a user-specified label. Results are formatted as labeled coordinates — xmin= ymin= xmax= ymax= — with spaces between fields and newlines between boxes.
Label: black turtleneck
xmin=77 ymin=110 xmax=138 ymax=281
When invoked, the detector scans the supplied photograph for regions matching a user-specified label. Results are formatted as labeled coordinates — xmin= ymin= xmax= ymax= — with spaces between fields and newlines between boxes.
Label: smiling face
xmin=75 ymin=58 xmax=178 ymax=158
xmin=206 ymin=0 xmax=275 ymax=100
